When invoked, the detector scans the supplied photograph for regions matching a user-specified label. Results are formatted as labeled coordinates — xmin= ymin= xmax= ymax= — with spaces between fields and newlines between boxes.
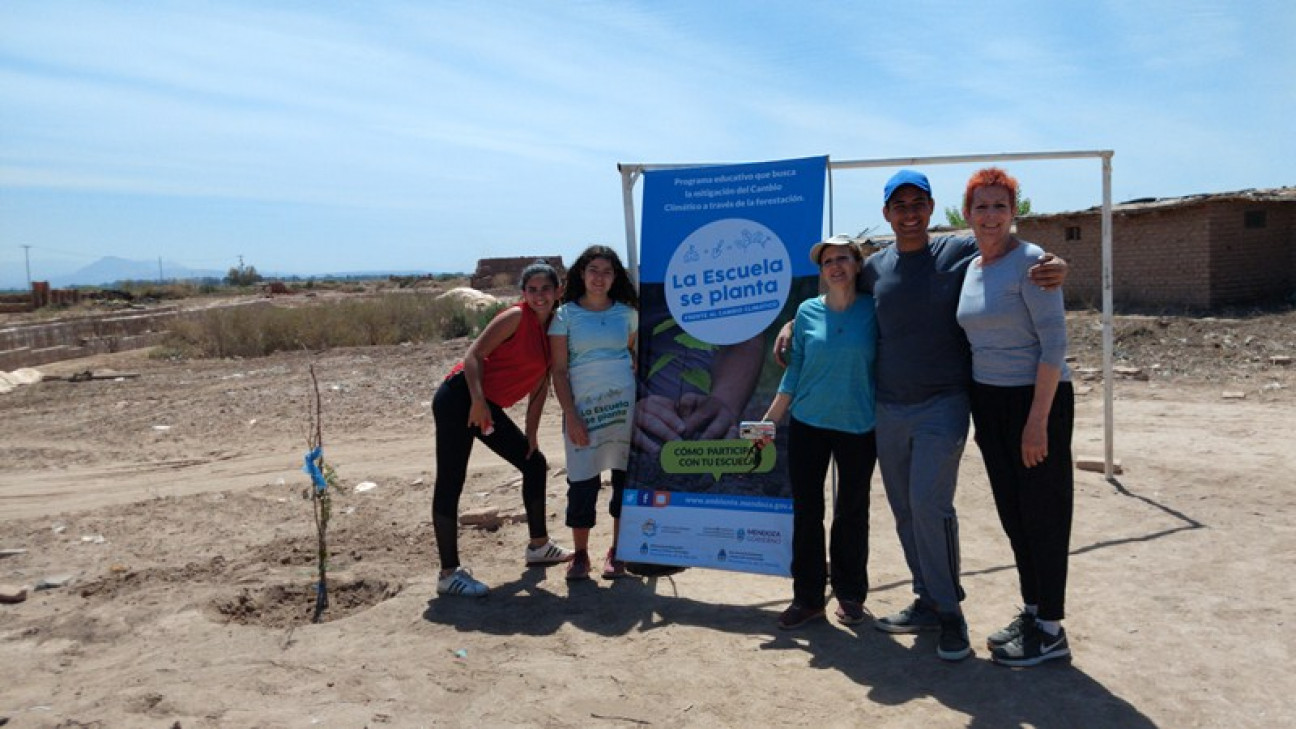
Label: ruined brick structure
xmin=470 ymin=256 xmax=566 ymax=291
xmin=0 ymin=307 xmax=179 ymax=370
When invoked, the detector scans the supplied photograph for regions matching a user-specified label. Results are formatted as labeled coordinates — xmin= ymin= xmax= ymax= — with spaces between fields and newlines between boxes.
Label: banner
xmin=620 ymin=156 xmax=827 ymax=576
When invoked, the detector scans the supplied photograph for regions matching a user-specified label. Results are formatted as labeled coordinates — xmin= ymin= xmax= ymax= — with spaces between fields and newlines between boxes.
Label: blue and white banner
xmin=621 ymin=156 xmax=827 ymax=576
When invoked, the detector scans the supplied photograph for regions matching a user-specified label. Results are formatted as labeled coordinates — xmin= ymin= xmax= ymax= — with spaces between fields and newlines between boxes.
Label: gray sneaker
xmin=991 ymin=622 xmax=1070 ymax=667
xmin=874 ymin=599 xmax=941 ymax=634
xmin=937 ymin=612 xmax=971 ymax=661
xmin=987 ymin=609 xmax=1034 ymax=649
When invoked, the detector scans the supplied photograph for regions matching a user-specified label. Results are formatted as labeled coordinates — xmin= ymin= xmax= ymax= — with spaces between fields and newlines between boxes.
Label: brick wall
xmin=1206 ymin=201 xmax=1293 ymax=306
xmin=1019 ymin=209 xmax=1212 ymax=308
xmin=1018 ymin=199 xmax=1295 ymax=309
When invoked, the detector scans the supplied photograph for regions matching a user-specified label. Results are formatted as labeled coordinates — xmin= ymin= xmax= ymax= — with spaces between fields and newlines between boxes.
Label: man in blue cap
xmin=774 ymin=169 xmax=1067 ymax=661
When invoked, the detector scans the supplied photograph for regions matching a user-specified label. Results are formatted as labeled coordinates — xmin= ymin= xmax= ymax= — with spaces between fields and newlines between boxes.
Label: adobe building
xmin=1016 ymin=187 xmax=1296 ymax=309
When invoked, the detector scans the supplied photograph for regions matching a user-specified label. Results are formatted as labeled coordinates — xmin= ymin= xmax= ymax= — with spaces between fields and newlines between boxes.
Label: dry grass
xmin=158 ymin=292 xmax=506 ymax=359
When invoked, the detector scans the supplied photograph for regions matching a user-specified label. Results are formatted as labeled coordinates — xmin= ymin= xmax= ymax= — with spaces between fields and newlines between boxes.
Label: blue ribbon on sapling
xmin=303 ymin=446 xmax=328 ymax=492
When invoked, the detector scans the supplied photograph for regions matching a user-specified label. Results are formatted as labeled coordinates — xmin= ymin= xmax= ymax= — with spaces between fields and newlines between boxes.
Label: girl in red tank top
xmin=431 ymin=261 xmax=575 ymax=598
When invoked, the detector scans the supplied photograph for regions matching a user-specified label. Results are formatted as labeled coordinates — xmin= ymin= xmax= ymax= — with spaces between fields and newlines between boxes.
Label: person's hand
xmin=772 ymin=321 xmax=794 ymax=367
xmin=633 ymin=395 xmax=686 ymax=456
xmin=1021 ymin=418 xmax=1049 ymax=468
xmin=678 ymin=393 xmax=738 ymax=440
xmin=527 ymin=431 xmax=540 ymax=459
xmin=564 ymin=410 xmax=591 ymax=447
xmin=468 ymin=398 xmax=493 ymax=435
xmin=1027 ymin=252 xmax=1068 ymax=290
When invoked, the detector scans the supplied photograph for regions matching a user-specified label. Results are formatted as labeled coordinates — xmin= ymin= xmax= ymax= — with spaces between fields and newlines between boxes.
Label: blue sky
xmin=1 ymin=1 xmax=1292 ymax=286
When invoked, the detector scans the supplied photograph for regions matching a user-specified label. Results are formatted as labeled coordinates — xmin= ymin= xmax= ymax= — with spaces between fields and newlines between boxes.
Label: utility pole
xmin=21 ymin=245 xmax=32 ymax=290
xmin=158 ymin=256 xmax=164 ymax=284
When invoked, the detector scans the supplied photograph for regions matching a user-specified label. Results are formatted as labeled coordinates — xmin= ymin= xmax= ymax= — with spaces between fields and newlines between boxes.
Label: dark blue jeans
xmin=787 ymin=417 xmax=877 ymax=609
xmin=432 ymin=372 xmax=549 ymax=571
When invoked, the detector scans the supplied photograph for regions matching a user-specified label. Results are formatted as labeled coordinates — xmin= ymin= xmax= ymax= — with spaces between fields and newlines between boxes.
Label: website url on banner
xmin=681 ymin=299 xmax=779 ymax=322
xmin=670 ymin=493 xmax=792 ymax=513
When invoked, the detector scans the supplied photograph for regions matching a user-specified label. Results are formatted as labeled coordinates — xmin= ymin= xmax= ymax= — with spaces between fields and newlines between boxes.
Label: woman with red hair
xmin=956 ymin=167 xmax=1075 ymax=666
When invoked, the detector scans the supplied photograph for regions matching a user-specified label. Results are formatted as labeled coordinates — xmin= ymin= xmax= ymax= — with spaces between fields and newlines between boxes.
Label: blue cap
xmin=883 ymin=169 xmax=932 ymax=203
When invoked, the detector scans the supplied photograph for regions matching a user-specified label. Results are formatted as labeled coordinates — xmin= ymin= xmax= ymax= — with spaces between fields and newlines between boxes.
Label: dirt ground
xmin=2 ymin=306 xmax=1295 ymax=728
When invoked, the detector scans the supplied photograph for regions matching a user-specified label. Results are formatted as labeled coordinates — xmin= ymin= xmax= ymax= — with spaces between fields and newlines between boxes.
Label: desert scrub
xmin=159 ymin=293 xmax=508 ymax=359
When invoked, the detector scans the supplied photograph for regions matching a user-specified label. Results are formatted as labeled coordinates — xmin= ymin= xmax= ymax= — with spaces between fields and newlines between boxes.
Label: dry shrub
xmin=160 ymin=293 xmax=508 ymax=359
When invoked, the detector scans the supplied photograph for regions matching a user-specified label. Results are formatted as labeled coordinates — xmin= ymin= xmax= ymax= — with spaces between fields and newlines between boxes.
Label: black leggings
xmin=970 ymin=381 xmax=1074 ymax=620
xmin=787 ymin=417 xmax=877 ymax=609
xmin=432 ymin=372 xmax=549 ymax=571
xmin=565 ymin=470 xmax=626 ymax=530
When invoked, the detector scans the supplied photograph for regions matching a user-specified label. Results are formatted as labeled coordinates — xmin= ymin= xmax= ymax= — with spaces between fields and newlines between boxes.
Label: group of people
xmin=430 ymin=246 xmax=678 ymax=599
xmin=768 ymin=168 xmax=1074 ymax=668
xmin=428 ymin=166 xmax=1075 ymax=670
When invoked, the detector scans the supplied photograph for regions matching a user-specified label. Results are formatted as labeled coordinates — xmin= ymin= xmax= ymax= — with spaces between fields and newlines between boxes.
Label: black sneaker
xmin=991 ymin=622 xmax=1070 ymax=667
xmin=987 ymin=609 xmax=1034 ymax=649
xmin=937 ymin=612 xmax=971 ymax=661
xmin=875 ymin=599 xmax=941 ymax=634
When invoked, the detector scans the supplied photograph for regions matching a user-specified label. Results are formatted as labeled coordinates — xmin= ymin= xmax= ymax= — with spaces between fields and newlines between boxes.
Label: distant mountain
xmin=41 ymin=257 xmax=225 ymax=288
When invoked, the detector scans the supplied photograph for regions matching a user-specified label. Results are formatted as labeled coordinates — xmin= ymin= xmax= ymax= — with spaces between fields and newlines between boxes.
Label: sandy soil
xmin=2 ymin=309 xmax=1295 ymax=728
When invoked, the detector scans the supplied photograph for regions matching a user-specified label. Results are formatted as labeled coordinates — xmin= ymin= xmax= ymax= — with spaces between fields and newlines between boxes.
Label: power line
xmin=22 ymin=245 xmax=32 ymax=289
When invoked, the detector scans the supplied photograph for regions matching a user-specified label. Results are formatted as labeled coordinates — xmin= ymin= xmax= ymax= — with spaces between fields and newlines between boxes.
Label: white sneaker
xmin=524 ymin=540 xmax=576 ymax=565
xmin=437 ymin=567 xmax=488 ymax=597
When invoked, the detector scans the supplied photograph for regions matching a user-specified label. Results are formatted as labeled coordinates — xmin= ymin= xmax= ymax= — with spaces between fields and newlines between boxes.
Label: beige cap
xmin=808 ymin=234 xmax=861 ymax=265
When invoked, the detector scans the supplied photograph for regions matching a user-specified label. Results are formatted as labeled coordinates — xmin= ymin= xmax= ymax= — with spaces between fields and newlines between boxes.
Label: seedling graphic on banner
xmin=622 ymin=155 xmax=827 ymax=577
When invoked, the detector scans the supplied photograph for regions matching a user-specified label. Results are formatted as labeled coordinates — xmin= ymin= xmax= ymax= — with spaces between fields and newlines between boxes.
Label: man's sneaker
xmin=987 ymin=609 xmax=1034 ymax=649
xmin=834 ymin=599 xmax=870 ymax=626
xmin=991 ymin=622 xmax=1070 ymax=667
xmin=937 ymin=612 xmax=972 ymax=661
xmin=566 ymin=549 xmax=591 ymax=581
xmin=601 ymin=547 xmax=628 ymax=580
xmin=777 ymin=603 xmax=826 ymax=630
xmin=525 ymin=540 xmax=576 ymax=565
xmin=875 ymin=599 xmax=941 ymax=634
xmin=437 ymin=566 xmax=488 ymax=598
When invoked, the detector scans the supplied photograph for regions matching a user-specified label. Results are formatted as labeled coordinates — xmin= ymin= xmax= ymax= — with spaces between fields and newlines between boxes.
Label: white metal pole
xmin=618 ymin=164 xmax=642 ymax=290
xmin=829 ymin=150 xmax=1109 ymax=170
xmin=1101 ymin=154 xmax=1115 ymax=480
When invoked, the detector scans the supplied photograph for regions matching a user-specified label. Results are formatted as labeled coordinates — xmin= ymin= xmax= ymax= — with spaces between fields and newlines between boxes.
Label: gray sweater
xmin=956 ymin=241 xmax=1070 ymax=386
